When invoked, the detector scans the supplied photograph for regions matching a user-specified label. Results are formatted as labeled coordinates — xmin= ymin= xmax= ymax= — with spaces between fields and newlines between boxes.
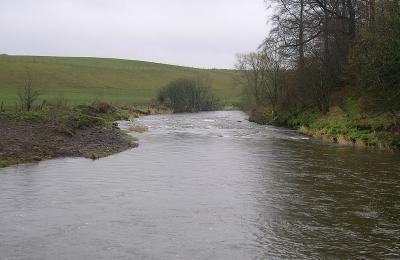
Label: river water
xmin=1 ymin=111 xmax=399 ymax=259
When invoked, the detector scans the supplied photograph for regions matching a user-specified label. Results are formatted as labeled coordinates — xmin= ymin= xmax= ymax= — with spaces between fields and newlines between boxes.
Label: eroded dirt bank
xmin=0 ymin=107 xmax=138 ymax=167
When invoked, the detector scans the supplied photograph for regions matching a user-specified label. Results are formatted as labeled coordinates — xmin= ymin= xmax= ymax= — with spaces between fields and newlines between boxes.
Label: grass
xmin=0 ymin=160 xmax=9 ymax=168
xmin=250 ymin=102 xmax=400 ymax=150
xmin=0 ymin=55 xmax=241 ymax=108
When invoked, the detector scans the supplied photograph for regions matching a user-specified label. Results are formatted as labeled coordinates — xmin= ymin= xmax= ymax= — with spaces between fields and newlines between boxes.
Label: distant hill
xmin=0 ymin=55 xmax=240 ymax=106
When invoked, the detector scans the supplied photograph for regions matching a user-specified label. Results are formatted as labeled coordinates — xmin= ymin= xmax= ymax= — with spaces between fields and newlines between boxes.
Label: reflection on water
xmin=0 ymin=111 xmax=399 ymax=259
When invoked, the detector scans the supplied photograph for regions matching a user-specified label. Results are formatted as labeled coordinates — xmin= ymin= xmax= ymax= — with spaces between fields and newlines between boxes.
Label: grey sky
xmin=1 ymin=0 xmax=269 ymax=68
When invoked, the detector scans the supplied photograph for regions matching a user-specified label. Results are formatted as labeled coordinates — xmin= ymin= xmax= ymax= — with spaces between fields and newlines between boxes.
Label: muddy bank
xmin=0 ymin=110 xmax=137 ymax=168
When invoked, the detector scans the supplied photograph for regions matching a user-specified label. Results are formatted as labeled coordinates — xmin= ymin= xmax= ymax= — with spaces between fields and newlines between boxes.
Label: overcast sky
xmin=1 ymin=0 xmax=270 ymax=68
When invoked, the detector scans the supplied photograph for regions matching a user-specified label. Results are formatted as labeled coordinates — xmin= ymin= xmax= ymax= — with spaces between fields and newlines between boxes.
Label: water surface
xmin=1 ymin=111 xmax=399 ymax=259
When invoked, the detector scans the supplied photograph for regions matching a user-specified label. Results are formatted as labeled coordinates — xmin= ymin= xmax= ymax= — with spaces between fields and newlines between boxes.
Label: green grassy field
xmin=0 ymin=55 xmax=241 ymax=108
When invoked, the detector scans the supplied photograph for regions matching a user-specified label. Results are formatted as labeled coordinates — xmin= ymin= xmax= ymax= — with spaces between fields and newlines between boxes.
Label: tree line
xmin=237 ymin=0 xmax=399 ymax=116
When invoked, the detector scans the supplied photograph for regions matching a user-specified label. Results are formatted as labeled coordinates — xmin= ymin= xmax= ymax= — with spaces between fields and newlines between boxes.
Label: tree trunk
xmin=346 ymin=0 xmax=356 ymax=40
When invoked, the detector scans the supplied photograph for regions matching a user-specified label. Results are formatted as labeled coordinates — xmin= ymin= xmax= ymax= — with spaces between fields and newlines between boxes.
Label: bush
xmin=157 ymin=78 xmax=220 ymax=113
xmin=92 ymin=101 xmax=117 ymax=114
xmin=287 ymin=110 xmax=322 ymax=128
xmin=343 ymin=98 xmax=360 ymax=119
xmin=248 ymin=107 xmax=273 ymax=124
xmin=0 ymin=160 xmax=9 ymax=168
xmin=17 ymin=72 xmax=41 ymax=112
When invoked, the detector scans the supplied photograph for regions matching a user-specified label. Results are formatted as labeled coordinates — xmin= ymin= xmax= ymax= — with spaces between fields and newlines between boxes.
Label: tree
xmin=235 ymin=52 xmax=268 ymax=106
xmin=263 ymin=0 xmax=375 ymax=112
xmin=158 ymin=78 xmax=219 ymax=113
xmin=349 ymin=0 xmax=400 ymax=114
xmin=266 ymin=0 xmax=324 ymax=107
xmin=235 ymin=48 xmax=283 ymax=115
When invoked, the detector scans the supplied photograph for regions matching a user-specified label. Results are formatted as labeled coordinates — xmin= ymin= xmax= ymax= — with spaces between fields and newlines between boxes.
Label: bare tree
xmin=235 ymin=49 xmax=283 ymax=115
xmin=235 ymin=52 xmax=268 ymax=106
xmin=17 ymin=71 xmax=41 ymax=111
xmin=349 ymin=0 xmax=400 ymax=114
xmin=263 ymin=0 xmax=373 ymax=112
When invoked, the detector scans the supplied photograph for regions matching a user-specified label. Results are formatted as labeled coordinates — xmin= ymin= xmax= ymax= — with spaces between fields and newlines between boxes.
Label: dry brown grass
xmin=298 ymin=126 xmax=309 ymax=135
xmin=336 ymin=135 xmax=354 ymax=146
xmin=127 ymin=125 xmax=148 ymax=133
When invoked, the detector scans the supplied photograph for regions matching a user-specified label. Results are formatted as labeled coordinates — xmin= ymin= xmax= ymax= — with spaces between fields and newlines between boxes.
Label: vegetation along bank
xmin=0 ymin=101 xmax=170 ymax=168
xmin=236 ymin=0 xmax=400 ymax=150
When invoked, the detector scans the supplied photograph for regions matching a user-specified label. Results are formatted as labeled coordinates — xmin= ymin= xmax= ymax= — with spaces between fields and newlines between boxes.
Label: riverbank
xmin=249 ymin=105 xmax=400 ymax=151
xmin=0 ymin=102 xmax=171 ymax=168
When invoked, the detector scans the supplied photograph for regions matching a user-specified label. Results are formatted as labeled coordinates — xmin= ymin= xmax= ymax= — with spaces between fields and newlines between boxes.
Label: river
xmin=1 ymin=111 xmax=399 ymax=259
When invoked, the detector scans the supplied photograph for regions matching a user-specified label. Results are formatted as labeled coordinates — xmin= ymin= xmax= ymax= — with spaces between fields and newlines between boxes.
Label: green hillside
xmin=0 ymin=55 xmax=240 ymax=107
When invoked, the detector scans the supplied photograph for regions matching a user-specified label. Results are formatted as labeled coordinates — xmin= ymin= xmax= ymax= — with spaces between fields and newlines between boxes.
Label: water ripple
xmin=1 ymin=111 xmax=399 ymax=259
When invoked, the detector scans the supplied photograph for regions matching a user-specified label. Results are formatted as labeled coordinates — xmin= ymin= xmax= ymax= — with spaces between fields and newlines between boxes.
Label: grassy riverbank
xmin=249 ymin=103 xmax=400 ymax=151
xmin=0 ymin=102 xmax=170 ymax=168
xmin=0 ymin=55 xmax=240 ymax=107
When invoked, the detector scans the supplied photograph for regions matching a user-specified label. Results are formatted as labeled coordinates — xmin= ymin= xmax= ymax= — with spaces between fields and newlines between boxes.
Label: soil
xmin=0 ymin=114 xmax=137 ymax=166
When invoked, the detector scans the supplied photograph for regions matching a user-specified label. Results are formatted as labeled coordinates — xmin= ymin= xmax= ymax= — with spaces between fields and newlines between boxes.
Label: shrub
xmin=92 ymin=101 xmax=116 ymax=114
xmin=17 ymin=72 xmax=41 ymax=112
xmin=343 ymin=98 xmax=360 ymax=119
xmin=287 ymin=110 xmax=322 ymax=128
xmin=65 ymin=112 xmax=106 ymax=129
xmin=0 ymin=160 xmax=9 ymax=168
xmin=157 ymin=78 xmax=220 ymax=113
